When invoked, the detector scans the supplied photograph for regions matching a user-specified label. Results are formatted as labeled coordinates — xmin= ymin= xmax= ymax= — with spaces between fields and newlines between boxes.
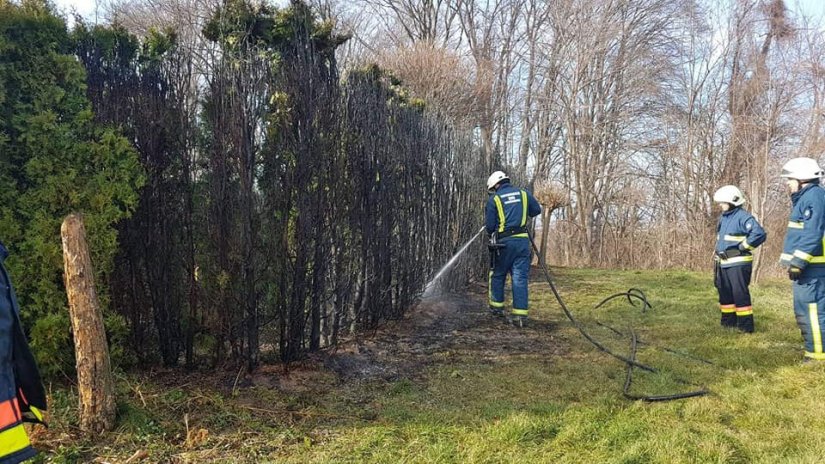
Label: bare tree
xmin=354 ymin=0 xmax=460 ymax=46
xmin=455 ymin=0 xmax=524 ymax=170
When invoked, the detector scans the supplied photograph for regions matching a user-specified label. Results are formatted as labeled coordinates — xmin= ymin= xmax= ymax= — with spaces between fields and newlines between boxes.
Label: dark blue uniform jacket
xmin=781 ymin=183 xmax=825 ymax=278
xmin=485 ymin=182 xmax=542 ymax=238
xmin=715 ymin=207 xmax=766 ymax=268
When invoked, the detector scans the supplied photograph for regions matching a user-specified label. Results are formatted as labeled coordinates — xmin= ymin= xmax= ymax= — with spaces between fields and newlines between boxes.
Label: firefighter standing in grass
xmin=485 ymin=171 xmax=542 ymax=328
xmin=713 ymin=185 xmax=766 ymax=333
xmin=779 ymin=157 xmax=825 ymax=361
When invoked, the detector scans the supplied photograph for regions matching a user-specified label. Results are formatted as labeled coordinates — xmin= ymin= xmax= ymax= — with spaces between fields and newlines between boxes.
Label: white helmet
xmin=486 ymin=171 xmax=510 ymax=192
xmin=780 ymin=157 xmax=824 ymax=181
xmin=713 ymin=185 xmax=746 ymax=207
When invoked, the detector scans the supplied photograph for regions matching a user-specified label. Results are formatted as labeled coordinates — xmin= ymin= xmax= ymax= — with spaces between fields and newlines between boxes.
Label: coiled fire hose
xmin=525 ymin=232 xmax=710 ymax=402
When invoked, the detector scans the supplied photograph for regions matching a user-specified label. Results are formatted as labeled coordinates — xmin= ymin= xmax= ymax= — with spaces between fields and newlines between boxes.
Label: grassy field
xmin=35 ymin=268 xmax=825 ymax=463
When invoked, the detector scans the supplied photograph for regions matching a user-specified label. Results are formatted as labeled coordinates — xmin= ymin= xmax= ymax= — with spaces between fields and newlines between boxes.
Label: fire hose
xmin=522 ymin=231 xmax=711 ymax=402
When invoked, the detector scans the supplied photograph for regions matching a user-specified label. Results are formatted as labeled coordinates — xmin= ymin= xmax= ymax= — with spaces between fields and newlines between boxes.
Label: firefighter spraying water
xmin=484 ymin=171 xmax=542 ymax=327
xmin=421 ymin=170 xmax=712 ymax=401
xmin=422 ymin=171 xmax=716 ymax=401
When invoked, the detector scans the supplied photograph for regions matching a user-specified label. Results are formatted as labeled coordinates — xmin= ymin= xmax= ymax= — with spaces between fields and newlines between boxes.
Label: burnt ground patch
xmin=318 ymin=285 xmax=568 ymax=385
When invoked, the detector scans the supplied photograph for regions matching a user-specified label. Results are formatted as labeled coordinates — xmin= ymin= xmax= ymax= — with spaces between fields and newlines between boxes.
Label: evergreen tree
xmin=0 ymin=0 xmax=144 ymax=377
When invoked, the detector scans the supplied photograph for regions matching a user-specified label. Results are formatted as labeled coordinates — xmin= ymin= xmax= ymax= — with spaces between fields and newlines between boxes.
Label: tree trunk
xmin=61 ymin=213 xmax=116 ymax=434
xmin=539 ymin=209 xmax=551 ymax=265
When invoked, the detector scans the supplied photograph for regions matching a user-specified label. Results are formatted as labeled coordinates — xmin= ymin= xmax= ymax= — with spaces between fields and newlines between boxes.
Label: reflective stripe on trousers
xmin=489 ymin=238 xmax=531 ymax=314
xmin=793 ymin=276 xmax=825 ymax=360
xmin=715 ymin=264 xmax=752 ymax=310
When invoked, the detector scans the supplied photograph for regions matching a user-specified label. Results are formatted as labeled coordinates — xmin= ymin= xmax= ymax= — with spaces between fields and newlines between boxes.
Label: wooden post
xmin=539 ymin=208 xmax=551 ymax=265
xmin=61 ymin=213 xmax=116 ymax=433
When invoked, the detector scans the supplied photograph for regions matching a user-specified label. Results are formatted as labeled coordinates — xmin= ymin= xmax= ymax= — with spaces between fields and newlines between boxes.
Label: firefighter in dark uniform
xmin=779 ymin=157 xmax=825 ymax=361
xmin=0 ymin=240 xmax=47 ymax=463
xmin=485 ymin=171 xmax=542 ymax=327
xmin=713 ymin=185 xmax=766 ymax=333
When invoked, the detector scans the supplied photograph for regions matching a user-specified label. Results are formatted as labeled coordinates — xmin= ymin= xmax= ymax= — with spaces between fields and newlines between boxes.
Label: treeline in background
xmin=328 ymin=0 xmax=825 ymax=276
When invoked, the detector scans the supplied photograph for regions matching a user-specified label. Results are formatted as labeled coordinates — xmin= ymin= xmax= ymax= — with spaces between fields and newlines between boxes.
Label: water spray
xmin=422 ymin=226 xmax=486 ymax=298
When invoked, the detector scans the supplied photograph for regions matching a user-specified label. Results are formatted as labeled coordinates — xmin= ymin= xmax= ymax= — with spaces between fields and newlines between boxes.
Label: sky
xmin=51 ymin=0 xmax=825 ymax=25
xmin=52 ymin=0 xmax=99 ymax=22
xmin=51 ymin=0 xmax=290 ymax=23
xmin=797 ymin=0 xmax=825 ymax=17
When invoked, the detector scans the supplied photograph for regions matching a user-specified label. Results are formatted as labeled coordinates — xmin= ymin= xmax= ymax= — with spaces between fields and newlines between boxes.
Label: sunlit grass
xmin=39 ymin=268 xmax=825 ymax=463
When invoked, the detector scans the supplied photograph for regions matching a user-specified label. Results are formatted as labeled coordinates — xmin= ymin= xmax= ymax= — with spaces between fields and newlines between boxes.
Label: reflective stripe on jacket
xmin=715 ymin=207 xmax=766 ymax=268
xmin=781 ymin=183 xmax=825 ymax=278
xmin=485 ymin=183 xmax=542 ymax=238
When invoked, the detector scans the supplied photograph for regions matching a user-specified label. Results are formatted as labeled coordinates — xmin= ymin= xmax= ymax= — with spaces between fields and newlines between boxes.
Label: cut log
xmin=61 ymin=213 xmax=116 ymax=433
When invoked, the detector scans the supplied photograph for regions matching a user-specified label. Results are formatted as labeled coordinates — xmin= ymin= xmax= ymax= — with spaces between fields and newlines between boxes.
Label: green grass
xmin=36 ymin=268 xmax=825 ymax=463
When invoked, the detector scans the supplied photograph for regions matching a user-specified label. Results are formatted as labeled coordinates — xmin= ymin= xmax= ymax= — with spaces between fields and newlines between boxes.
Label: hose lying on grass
xmin=526 ymin=233 xmax=710 ymax=402
xmin=593 ymin=291 xmax=716 ymax=367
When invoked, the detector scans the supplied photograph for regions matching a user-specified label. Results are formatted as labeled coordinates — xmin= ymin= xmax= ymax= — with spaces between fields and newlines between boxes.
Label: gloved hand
xmin=789 ymin=266 xmax=802 ymax=281
xmin=487 ymin=232 xmax=505 ymax=252
xmin=724 ymin=247 xmax=742 ymax=258
xmin=715 ymin=249 xmax=737 ymax=260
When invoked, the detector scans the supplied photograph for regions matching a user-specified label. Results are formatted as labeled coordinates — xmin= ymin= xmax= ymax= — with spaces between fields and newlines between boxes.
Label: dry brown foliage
xmin=376 ymin=42 xmax=477 ymax=125
xmin=534 ymin=181 xmax=569 ymax=211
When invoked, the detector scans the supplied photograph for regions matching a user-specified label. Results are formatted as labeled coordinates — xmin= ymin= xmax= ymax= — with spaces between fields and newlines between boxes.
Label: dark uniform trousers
xmin=715 ymin=264 xmax=754 ymax=332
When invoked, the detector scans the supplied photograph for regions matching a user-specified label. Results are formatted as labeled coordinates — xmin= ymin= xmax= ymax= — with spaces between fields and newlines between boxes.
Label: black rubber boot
xmin=736 ymin=314 xmax=754 ymax=333
xmin=509 ymin=315 xmax=528 ymax=328
xmin=721 ymin=313 xmax=737 ymax=328
xmin=489 ymin=307 xmax=504 ymax=317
